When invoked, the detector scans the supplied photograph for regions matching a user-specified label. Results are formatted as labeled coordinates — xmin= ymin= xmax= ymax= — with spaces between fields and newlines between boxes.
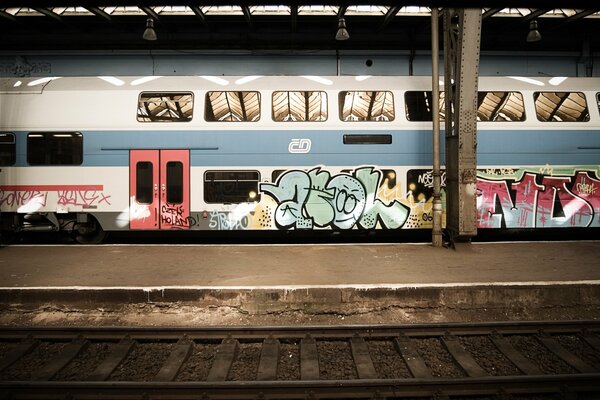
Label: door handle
xmin=154 ymin=184 xmax=158 ymax=192
xmin=161 ymin=183 xmax=166 ymax=191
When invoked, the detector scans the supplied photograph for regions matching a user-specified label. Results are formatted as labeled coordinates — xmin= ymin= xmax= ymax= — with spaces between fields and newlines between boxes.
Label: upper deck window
xmin=0 ymin=133 xmax=16 ymax=166
xmin=405 ymin=91 xmax=525 ymax=122
xmin=205 ymin=91 xmax=261 ymax=122
xmin=272 ymin=91 xmax=327 ymax=122
xmin=27 ymin=132 xmax=83 ymax=166
xmin=137 ymin=92 xmax=193 ymax=122
xmin=339 ymin=91 xmax=394 ymax=122
xmin=534 ymin=92 xmax=589 ymax=122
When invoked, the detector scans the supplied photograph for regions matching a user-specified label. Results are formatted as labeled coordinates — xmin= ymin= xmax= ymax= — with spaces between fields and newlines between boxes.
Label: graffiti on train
xmin=259 ymin=167 xmax=409 ymax=230
xmin=0 ymin=186 xmax=111 ymax=210
xmin=477 ymin=169 xmax=600 ymax=228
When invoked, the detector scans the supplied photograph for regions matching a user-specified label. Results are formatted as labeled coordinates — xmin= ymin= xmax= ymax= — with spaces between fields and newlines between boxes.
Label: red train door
xmin=129 ymin=150 xmax=190 ymax=230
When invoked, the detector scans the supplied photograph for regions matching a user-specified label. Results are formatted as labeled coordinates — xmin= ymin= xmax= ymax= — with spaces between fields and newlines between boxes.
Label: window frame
xmin=137 ymin=91 xmax=194 ymax=123
xmin=271 ymin=90 xmax=328 ymax=122
xmin=27 ymin=132 xmax=83 ymax=166
xmin=338 ymin=90 xmax=395 ymax=122
xmin=203 ymin=170 xmax=261 ymax=204
xmin=205 ymin=91 xmax=261 ymax=122
xmin=0 ymin=132 xmax=16 ymax=166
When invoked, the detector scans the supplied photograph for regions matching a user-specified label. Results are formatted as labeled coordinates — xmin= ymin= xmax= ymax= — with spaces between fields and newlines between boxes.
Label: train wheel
xmin=75 ymin=217 xmax=107 ymax=244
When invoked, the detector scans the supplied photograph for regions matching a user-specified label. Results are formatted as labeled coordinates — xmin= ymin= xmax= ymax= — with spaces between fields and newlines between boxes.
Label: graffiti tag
xmin=259 ymin=167 xmax=409 ymax=230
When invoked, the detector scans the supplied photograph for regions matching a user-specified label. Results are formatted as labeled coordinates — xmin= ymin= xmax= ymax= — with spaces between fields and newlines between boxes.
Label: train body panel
xmin=1 ymin=75 xmax=599 ymax=239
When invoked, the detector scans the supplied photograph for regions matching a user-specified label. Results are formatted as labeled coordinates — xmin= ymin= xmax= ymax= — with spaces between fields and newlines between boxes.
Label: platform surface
xmin=1 ymin=241 xmax=599 ymax=289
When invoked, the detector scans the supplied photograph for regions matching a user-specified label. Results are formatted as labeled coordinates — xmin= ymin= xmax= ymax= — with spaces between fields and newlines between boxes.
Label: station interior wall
xmin=0 ymin=51 xmax=598 ymax=78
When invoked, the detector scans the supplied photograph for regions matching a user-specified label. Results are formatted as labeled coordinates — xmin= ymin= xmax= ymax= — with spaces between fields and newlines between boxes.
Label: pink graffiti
xmin=477 ymin=171 xmax=599 ymax=228
xmin=0 ymin=190 xmax=48 ymax=208
xmin=57 ymin=190 xmax=112 ymax=207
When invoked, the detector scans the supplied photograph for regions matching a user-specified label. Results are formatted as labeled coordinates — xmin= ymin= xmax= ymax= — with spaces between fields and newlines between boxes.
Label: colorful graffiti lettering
xmin=160 ymin=203 xmax=196 ymax=228
xmin=259 ymin=167 xmax=409 ymax=230
xmin=208 ymin=211 xmax=250 ymax=230
xmin=477 ymin=170 xmax=600 ymax=228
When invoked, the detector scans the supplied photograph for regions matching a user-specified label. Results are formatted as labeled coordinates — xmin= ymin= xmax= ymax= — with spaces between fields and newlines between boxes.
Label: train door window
xmin=204 ymin=171 xmax=260 ymax=203
xmin=477 ymin=92 xmax=525 ymax=121
xmin=137 ymin=92 xmax=193 ymax=122
xmin=166 ymin=161 xmax=183 ymax=204
xmin=205 ymin=91 xmax=261 ymax=122
xmin=339 ymin=91 xmax=394 ymax=122
xmin=27 ymin=132 xmax=83 ymax=165
xmin=272 ymin=91 xmax=328 ymax=121
xmin=534 ymin=92 xmax=590 ymax=122
xmin=0 ymin=133 xmax=16 ymax=166
xmin=136 ymin=161 xmax=154 ymax=204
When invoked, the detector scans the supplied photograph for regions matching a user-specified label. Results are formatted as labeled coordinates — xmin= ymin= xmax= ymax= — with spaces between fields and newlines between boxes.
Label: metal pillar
xmin=431 ymin=8 xmax=442 ymax=247
xmin=443 ymin=8 xmax=481 ymax=241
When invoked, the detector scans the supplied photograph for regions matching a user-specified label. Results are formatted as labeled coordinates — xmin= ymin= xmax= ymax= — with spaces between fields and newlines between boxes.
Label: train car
xmin=0 ymin=75 xmax=599 ymax=243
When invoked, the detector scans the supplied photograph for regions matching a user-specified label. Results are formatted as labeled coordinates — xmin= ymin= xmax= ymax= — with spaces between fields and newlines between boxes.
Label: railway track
xmin=1 ymin=321 xmax=599 ymax=399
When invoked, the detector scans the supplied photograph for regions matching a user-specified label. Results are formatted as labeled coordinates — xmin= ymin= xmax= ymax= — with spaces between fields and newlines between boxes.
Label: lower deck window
xmin=204 ymin=171 xmax=260 ymax=203
xmin=0 ymin=133 xmax=16 ymax=166
xmin=27 ymin=132 xmax=83 ymax=165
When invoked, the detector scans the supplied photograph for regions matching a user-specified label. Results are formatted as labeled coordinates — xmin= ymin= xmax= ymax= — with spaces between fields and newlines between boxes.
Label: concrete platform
xmin=0 ymin=241 xmax=599 ymax=325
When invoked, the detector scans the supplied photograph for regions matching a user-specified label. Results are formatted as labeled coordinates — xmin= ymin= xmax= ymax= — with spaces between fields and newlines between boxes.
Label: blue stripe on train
xmin=10 ymin=129 xmax=600 ymax=167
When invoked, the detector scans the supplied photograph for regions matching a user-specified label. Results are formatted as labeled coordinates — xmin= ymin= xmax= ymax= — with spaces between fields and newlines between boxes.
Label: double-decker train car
xmin=0 ymin=75 xmax=598 ymax=242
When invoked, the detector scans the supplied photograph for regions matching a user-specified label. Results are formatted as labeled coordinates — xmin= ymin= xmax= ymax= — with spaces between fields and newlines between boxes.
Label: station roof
xmin=1 ymin=3 xmax=599 ymax=53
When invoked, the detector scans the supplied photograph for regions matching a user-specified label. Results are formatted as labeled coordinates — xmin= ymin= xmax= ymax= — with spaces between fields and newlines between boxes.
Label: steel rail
xmin=0 ymin=320 xmax=598 ymax=341
xmin=2 ymin=375 xmax=600 ymax=399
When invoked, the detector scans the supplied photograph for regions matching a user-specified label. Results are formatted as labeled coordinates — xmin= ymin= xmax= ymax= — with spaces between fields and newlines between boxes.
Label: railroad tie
xmin=87 ymin=337 xmax=134 ymax=381
xmin=206 ymin=337 xmax=239 ymax=381
xmin=300 ymin=335 xmax=319 ymax=380
xmin=154 ymin=337 xmax=194 ymax=381
xmin=442 ymin=333 xmax=488 ymax=378
xmin=31 ymin=337 xmax=89 ymax=381
xmin=537 ymin=334 xmax=596 ymax=374
xmin=0 ymin=336 xmax=38 ymax=374
xmin=350 ymin=336 xmax=377 ymax=380
xmin=490 ymin=333 xmax=542 ymax=375
xmin=393 ymin=334 xmax=432 ymax=379
xmin=257 ymin=337 xmax=280 ymax=380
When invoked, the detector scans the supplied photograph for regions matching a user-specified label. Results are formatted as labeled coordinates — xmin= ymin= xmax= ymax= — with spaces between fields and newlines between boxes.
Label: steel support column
xmin=443 ymin=8 xmax=481 ymax=241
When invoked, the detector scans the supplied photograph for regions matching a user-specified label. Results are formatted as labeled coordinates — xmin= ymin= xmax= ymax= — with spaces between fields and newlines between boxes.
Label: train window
xmin=477 ymin=92 xmax=525 ymax=121
xmin=27 ymin=132 xmax=83 ymax=166
xmin=137 ymin=92 xmax=193 ymax=122
xmin=272 ymin=91 xmax=327 ymax=122
xmin=205 ymin=91 xmax=261 ymax=122
xmin=166 ymin=161 xmax=183 ymax=204
xmin=405 ymin=91 xmax=440 ymax=121
xmin=0 ymin=133 xmax=16 ymax=166
xmin=534 ymin=92 xmax=590 ymax=122
xmin=204 ymin=171 xmax=260 ymax=203
xmin=596 ymin=93 xmax=600 ymax=115
xmin=339 ymin=91 xmax=394 ymax=122
xmin=136 ymin=162 xmax=153 ymax=204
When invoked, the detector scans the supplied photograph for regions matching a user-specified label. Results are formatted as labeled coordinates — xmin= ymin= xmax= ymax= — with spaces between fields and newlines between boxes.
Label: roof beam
xmin=242 ymin=5 xmax=253 ymax=30
xmin=0 ymin=9 xmax=18 ymax=23
xmin=337 ymin=6 xmax=348 ymax=18
xmin=190 ymin=5 xmax=209 ymax=28
xmin=140 ymin=6 xmax=159 ymax=21
xmin=482 ymin=8 xmax=502 ymax=19
xmin=85 ymin=6 xmax=112 ymax=23
xmin=521 ymin=8 xmax=552 ymax=22
xmin=379 ymin=5 xmax=400 ymax=31
xmin=291 ymin=5 xmax=298 ymax=32
xmin=561 ymin=8 xmax=600 ymax=24
xmin=33 ymin=7 xmax=63 ymax=22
